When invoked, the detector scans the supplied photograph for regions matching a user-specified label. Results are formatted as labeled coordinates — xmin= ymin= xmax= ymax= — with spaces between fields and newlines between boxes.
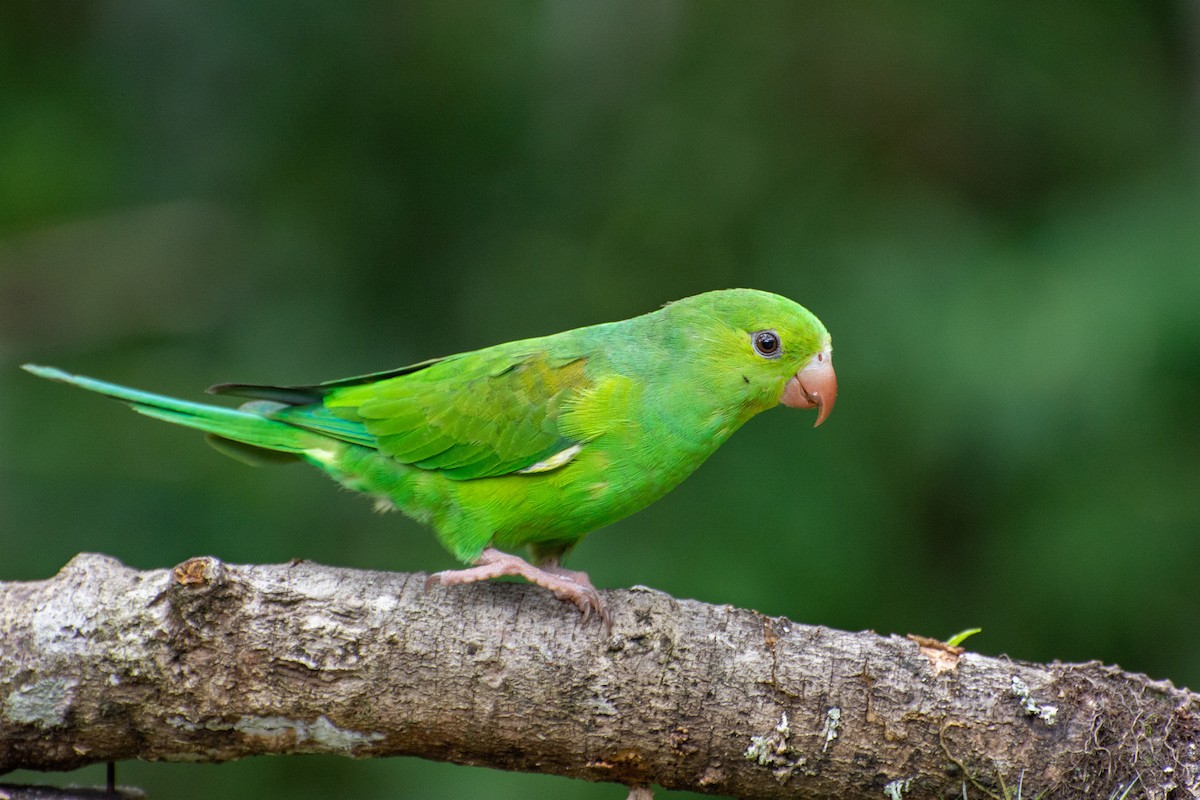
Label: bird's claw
xmin=425 ymin=548 xmax=610 ymax=630
xmin=540 ymin=563 xmax=609 ymax=630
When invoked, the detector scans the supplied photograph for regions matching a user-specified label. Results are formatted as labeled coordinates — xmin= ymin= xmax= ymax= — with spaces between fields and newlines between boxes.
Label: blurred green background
xmin=2 ymin=2 xmax=1198 ymax=798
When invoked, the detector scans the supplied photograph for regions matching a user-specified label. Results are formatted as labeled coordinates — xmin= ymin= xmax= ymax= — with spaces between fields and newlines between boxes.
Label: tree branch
xmin=1 ymin=554 xmax=1196 ymax=799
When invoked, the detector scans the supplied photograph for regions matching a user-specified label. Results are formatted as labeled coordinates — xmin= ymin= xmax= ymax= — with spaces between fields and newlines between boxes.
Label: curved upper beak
xmin=779 ymin=348 xmax=837 ymax=427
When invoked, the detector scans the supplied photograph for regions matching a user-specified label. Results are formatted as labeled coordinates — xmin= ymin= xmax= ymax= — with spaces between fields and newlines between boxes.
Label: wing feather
xmin=215 ymin=342 xmax=625 ymax=481
xmin=320 ymin=349 xmax=594 ymax=479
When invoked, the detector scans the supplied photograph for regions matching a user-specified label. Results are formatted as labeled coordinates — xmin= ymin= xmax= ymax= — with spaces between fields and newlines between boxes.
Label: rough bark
xmin=0 ymin=554 xmax=1196 ymax=799
xmin=0 ymin=785 xmax=142 ymax=800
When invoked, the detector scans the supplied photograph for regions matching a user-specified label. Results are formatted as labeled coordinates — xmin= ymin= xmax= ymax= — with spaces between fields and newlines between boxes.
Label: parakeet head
xmin=663 ymin=288 xmax=837 ymax=426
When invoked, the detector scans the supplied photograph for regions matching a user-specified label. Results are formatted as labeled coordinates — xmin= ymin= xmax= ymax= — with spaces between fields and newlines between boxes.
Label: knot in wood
xmin=172 ymin=556 xmax=224 ymax=589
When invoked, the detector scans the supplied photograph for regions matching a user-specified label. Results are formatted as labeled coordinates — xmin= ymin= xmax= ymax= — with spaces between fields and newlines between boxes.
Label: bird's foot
xmin=426 ymin=547 xmax=609 ymax=628
xmin=538 ymin=561 xmax=611 ymax=632
xmin=538 ymin=562 xmax=595 ymax=588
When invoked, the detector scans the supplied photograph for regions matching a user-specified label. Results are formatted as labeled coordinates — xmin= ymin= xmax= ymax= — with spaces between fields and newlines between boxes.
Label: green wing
xmin=273 ymin=348 xmax=595 ymax=480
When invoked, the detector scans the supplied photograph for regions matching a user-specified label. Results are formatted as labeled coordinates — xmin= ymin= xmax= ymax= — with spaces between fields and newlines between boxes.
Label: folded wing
xmin=213 ymin=349 xmax=597 ymax=480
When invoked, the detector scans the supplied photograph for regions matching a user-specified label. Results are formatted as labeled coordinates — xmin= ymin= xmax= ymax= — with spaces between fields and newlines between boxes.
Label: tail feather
xmin=22 ymin=364 xmax=327 ymax=456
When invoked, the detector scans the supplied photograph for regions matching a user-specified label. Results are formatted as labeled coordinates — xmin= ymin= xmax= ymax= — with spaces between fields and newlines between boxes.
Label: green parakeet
xmin=23 ymin=288 xmax=836 ymax=623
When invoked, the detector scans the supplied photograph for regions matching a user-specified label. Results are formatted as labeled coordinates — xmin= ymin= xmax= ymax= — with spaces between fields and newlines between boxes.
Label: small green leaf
xmin=945 ymin=627 xmax=983 ymax=647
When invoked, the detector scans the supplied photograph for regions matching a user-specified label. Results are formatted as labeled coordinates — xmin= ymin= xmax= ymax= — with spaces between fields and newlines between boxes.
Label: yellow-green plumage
xmin=23 ymin=288 xmax=835 ymax=620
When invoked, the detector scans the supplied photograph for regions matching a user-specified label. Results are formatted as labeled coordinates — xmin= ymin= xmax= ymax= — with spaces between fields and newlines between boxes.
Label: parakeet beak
xmin=780 ymin=348 xmax=837 ymax=426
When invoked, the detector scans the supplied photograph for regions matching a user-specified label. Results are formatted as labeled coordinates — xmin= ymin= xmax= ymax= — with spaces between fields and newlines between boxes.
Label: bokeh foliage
xmin=2 ymin=2 xmax=1197 ymax=798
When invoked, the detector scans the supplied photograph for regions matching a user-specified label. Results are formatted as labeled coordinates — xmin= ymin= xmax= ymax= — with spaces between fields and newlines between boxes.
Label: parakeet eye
xmin=752 ymin=330 xmax=781 ymax=358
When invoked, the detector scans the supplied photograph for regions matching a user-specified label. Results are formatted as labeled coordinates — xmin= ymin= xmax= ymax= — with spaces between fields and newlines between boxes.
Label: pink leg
xmin=426 ymin=547 xmax=608 ymax=627
xmin=538 ymin=560 xmax=598 ymax=593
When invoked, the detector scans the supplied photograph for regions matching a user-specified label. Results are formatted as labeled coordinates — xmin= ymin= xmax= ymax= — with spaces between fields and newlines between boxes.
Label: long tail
xmin=22 ymin=364 xmax=328 ymax=458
